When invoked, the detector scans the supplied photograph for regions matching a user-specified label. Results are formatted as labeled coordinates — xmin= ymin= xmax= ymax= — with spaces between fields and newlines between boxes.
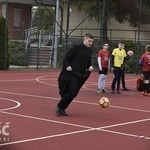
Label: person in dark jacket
xmin=56 ymin=33 xmax=94 ymax=116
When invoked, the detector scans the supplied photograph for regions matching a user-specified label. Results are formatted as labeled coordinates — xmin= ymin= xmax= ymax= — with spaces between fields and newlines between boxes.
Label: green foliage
xmin=57 ymin=47 xmax=65 ymax=69
xmin=58 ymin=39 xmax=145 ymax=74
xmin=70 ymin=0 xmax=150 ymax=44
xmin=0 ymin=16 xmax=9 ymax=70
xmin=32 ymin=6 xmax=55 ymax=30
xmin=71 ymin=0 xmax=150 ymax=26
xmin=9 ymin=41 xmax=27 ymax=66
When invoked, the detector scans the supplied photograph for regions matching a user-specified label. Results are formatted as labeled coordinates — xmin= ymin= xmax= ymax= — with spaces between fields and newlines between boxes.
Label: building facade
xmin=0 ymin=0 xmax=55 ymax=40
xmin=0 ymin=0 xmax=149 ymax=41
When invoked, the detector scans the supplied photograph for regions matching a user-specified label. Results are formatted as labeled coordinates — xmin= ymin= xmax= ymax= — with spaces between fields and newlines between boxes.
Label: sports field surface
xmin=0 ymin=70 xmax=149 ymax=150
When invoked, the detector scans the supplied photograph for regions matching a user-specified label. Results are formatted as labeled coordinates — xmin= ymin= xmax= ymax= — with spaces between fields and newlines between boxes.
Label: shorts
xmin=99 ymin=68 xmax=108 ymax=75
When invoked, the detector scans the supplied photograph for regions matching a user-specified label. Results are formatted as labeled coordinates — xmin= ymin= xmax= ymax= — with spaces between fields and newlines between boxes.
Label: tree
xmin=0 ymin=16 xmax=9 ymax=70
xmin=32 ymin=6 xmax=55 ymax=30
xmin=68 ymin=0 xmax=150 ymax=41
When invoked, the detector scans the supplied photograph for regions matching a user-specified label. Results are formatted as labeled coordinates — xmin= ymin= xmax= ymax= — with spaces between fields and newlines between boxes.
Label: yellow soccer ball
xmin=99 ymin=97 xmax=110 ymax=108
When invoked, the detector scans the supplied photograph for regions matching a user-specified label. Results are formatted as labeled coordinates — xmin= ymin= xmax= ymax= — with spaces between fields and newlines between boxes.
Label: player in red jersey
xmin=136 ymin=74 xmax=144 ymax=91
xmin=97 ymin=42 xmax=110 ymax=93
xmin=139 ymin=45 xmax=150 ymax=96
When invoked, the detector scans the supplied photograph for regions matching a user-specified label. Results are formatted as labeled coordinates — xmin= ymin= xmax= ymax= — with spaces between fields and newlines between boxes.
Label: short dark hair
xmin=119 ymin=40 xmax=125 ymax=44
xmin=102 ymin=41 xmax=109 ymax=45
xmin=84 ymin=33 xmax=94 ymax=39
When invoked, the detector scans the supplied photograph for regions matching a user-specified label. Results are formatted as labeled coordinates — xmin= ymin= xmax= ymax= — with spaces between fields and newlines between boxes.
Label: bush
xmin=57 ymin=39 xmax=145 ymax=75
xmin=124 ymin=40 xmax=144 ymax=74
xmin=9 ymin=41 xmax=27 ymax=66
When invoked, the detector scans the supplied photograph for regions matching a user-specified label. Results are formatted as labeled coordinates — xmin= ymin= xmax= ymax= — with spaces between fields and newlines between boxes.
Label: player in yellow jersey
xmin=111 ymin=40 xmax=127 ymax=94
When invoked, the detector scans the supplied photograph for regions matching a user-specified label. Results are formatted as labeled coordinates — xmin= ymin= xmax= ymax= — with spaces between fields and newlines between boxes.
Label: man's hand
xmin=66 ymin=66 xmax=72 ymax=71
xmin=88 ymin=66 xmax=93 ymax=71
xmin=110 ymin=67 xmax=114 ymax=72
xmin=121 ymin=64 xmax=125 ymax=69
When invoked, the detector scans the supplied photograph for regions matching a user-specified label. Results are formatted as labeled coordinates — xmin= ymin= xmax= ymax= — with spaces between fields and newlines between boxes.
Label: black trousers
xmin=121 ymin=67 xmax=125 ymax=88
xmin=111 ymin=67 xmax=123 ymax=90
xmin=57 ymin=74 xmax=86 ymax=110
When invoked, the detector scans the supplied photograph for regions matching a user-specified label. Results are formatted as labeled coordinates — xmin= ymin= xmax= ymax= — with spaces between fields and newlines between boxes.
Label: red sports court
xmin=0 ymin=70 xmax=149 ymax=150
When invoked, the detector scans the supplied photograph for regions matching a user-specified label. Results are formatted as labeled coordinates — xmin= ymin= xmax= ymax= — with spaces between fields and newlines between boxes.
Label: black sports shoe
xmin=55 ymin=106 xmax=68 ymax=116
xmin=122 ymin=87 xmax=130 ymax=91
xmin=117 ymin=90 xmax=121 ymax=94
xmin=56 ymin=106 xmax=62 ymax=116
xmin=111 ymin=90 xmax=115 ymax=94
xmin=61 ymin=110 xmax=68 ymax=116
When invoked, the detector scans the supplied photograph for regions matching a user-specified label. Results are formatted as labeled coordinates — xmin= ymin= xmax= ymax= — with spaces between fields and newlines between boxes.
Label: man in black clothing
xmin=56 ymin=33 xmax=94 ymax=116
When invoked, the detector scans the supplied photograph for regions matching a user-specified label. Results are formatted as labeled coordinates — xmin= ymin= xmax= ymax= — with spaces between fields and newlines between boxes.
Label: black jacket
xmin=58 ymin=43 xmax=93 ymax=97
xmin=63 ymin=43 xmax=93 ymax=74
xmin=58 ymin=69 xmax=91 ymax=97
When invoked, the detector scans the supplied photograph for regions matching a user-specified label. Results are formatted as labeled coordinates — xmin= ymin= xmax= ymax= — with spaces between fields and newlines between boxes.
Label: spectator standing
xmin=139 ymin=45 xmax=150 ymax=96
xmin=111 ymin=40 xmax=127 ymax=94
xmin=97 ymin=42 xmax=110 ymax=93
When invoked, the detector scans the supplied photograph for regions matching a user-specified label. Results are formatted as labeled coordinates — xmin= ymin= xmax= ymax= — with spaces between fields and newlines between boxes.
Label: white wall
xmin=61 ymin=3 xmax=150 ymax=41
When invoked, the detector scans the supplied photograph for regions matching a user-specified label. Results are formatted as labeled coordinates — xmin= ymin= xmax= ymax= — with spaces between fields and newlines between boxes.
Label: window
xmin=13 ymin=8 xmax=22 ymax=27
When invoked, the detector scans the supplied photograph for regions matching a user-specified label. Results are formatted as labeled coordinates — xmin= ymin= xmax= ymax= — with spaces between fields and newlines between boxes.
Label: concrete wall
xmin=61 ymin=3 xmax=150 ymax=41
xmin=0 ymin=1 xmax=149 ymax=41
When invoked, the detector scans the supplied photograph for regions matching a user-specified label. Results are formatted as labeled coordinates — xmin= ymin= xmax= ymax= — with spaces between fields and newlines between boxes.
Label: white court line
xmin=1 ymin=73 xmax=149 ymax=146
xmin=0 ymin=79 xmax=35 ymax=82
xmin=0 ymin=111 xmax=149 ymax=146
xmin=1 ymin=111 xmax=93 ymax=129
xmin=0 ymin=90 xmax=59 ymax=100
xmin=97 ymin=128 xmax=150 ymax=140
xmin=0 ymin=79 xmax=149 ymax=145
xmin=83 ymin=77 xmax=137 ymax=90
xmin=0 ymin=90 xmax=149 ymax=113
xmin=85 ymin=78 xmax=137 ymax=85
xmin=0 ymin=128 xmax=94 ymax=146
xmin=99 ymin=118 xmax=150 ymax=129
xmin=0 ymin=74 xmax=139 ymax=94
xmin=0 ymin=98 xmax=21 ymax=111
xmin=82 ymin=85 xmax=145 ymax=96
xmin=0 ymin=72 xmax=58 ymax=76
xmin=1 ymin=110 xmax=149 ymax=130
xmin=36 ymin=75 xmax=58 ymax=86
xmin=0 ymin=75 xmax=58 ymax=83
xmin=73 ymin=100 xmax=150 ymax=113
xmin=83 ymin=83 xmax=143 ymax=95
xmin=0 ymin=127 xmax=149 ymax=147
xmin=110 ymin=105 xmax=150 ymax=113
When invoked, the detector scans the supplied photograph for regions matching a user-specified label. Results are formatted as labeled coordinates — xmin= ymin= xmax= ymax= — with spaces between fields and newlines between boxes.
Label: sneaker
xmin=61 ymin=109 xmax=68 ymax=116
xmin=97 ymin=89 xmax=102 ymax=93
xmin=55 ymin=107 xmax=68 ymax=116
xmin=144 ymin=93 xmax=150 ymax=96
xmin=117 ymin=90 xmax=121 ymax=94
xmin=102 ymin=89 xmax=106 ymax=93
xmin=111 ymin=90 xmax=115 ymax=94
xmin=56 ymin=106 xmax=62 ymax=116
xmin=122 ymin=87 xmax=130 ymax=91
